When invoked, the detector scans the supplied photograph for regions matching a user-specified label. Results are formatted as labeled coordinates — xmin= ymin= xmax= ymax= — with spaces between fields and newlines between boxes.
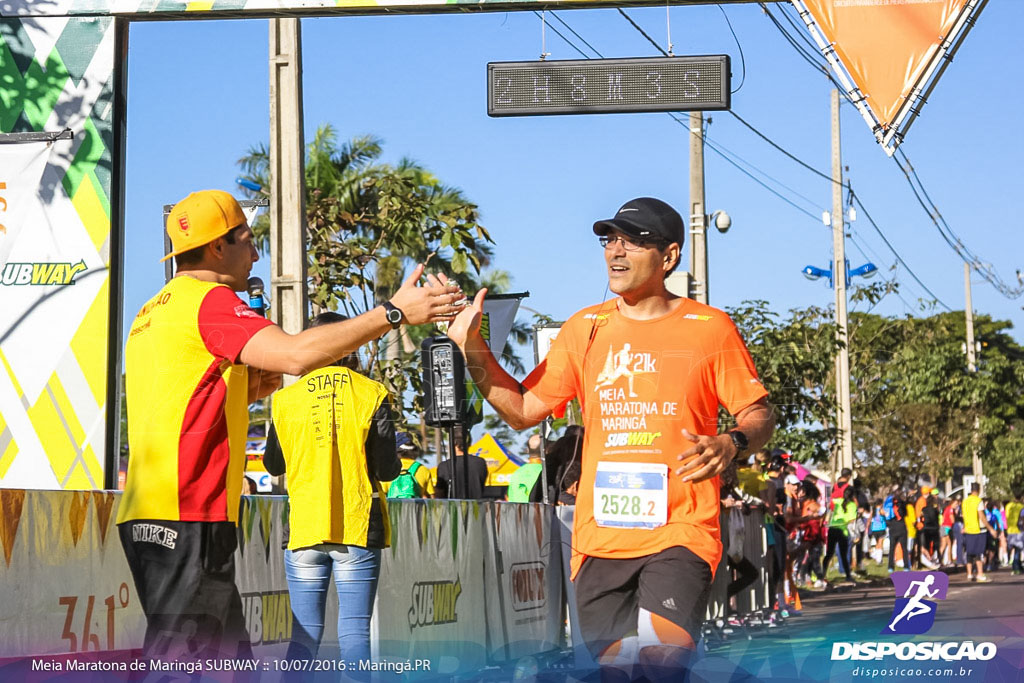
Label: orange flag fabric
xmin=800 ymin=0 xmax=971 ymax=129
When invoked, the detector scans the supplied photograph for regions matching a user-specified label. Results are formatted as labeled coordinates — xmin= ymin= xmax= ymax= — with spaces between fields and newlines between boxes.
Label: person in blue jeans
xmin=263 ymin=312 xmax=400 ymax=665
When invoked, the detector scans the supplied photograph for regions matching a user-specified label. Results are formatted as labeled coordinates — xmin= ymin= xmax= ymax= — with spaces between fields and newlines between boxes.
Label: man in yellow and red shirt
xmin=447 ymin=197 xmax=773 ymax=678
xmin=117 ymin=190 xmax=463 ymax=661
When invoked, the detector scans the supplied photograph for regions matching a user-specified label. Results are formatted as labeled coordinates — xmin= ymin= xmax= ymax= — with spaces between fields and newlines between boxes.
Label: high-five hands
xmin=425 ymin=273 xmax=484 ymax=348
xmin=388 ymin=264 xmax=466 ymax=326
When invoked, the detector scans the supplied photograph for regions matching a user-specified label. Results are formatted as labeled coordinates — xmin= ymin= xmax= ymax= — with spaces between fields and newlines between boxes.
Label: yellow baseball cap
xmin=162 ymin=190 xmax=246 ymax=262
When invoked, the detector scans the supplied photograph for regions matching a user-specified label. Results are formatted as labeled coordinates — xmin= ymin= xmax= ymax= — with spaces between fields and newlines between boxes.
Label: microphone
xmin=247 ymin=277 xmax=267 ymax=317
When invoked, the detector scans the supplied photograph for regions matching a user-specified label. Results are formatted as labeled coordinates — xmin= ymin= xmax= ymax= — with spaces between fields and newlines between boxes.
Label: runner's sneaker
xmin=976 ymin=575 xmax=991 ymax=583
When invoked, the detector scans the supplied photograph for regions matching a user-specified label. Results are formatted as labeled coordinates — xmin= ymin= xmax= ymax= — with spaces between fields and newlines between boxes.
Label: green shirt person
xmin=829 ymin=495 xmax=858 ymax=535
xmin=508 ymin=459 xmax=543 ymax=502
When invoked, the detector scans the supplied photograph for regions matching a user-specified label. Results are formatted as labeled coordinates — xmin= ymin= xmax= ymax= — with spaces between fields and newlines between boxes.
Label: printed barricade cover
xmin=375 ymin=499 xmax=488 ymax=675
xmin=482 ymin=502 xmax=563 ymax=663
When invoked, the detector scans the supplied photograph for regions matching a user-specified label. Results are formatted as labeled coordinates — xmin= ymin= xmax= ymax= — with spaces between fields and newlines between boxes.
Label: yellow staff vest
xmin=272 ymin=366 xmax=390 ymax=550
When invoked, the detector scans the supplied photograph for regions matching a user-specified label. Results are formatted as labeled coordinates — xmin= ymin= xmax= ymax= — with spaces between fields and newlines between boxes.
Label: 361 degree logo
xmin=883 ymin=571 xmax=948 ymax=635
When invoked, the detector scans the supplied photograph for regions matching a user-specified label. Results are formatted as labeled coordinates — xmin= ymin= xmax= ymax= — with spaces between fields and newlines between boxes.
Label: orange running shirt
xmin=117 ymin=277 xmax=273 ymax=524
xmin=523 ymin=297 xmax=767 ymax=579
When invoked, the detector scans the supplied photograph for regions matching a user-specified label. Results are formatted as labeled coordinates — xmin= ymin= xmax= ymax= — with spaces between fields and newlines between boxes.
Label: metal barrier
xmin=706 ymin=507 xmax=771 ymax=621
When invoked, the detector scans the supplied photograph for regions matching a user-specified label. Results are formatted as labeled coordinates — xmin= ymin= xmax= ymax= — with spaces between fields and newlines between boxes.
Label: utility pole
xmin=964 ymin=262 xmax=984 ymax=494
xmin=689 ymin=111 xmax=708 ymax=305
xmin=269 ymin=18 xmax=309 ymax=340
xmin=831 ymin=89 xmax=854 ymax=474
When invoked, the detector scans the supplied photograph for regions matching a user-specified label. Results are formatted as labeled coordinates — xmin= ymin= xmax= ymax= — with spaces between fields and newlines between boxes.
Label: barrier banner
xmin=375 ymin=499 xmax=488 ymax=676
xmin=0 ymin=489 xmax=143 ymax=657
xmin=0 ymin=491 xmax=296 ymax=660
xmin=234 ymin=495 xmax=291 ymax=655
xmin=482 ymin=503 xmax=563 ymax=663
xmin=555 ymin=505 xmax=595 ymax=671
xmin=0 ymin=14 xmax=120 ymax=490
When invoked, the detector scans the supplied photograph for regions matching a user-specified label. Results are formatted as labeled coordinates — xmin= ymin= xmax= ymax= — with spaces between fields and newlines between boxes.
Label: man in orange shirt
xmin=447 ymin=197 xmax=773 ymax=679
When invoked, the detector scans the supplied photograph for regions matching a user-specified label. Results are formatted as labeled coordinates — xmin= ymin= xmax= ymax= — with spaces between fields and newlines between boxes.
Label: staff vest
xmin=272 ymin=366 xmax=390 ymax=549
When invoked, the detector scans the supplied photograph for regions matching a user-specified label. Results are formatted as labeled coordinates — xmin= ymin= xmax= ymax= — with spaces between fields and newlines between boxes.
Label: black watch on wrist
xmin=727 ymin=430 xmax=749 ymax=455
xmin=382 ymin=301 xmax=404 ymax=329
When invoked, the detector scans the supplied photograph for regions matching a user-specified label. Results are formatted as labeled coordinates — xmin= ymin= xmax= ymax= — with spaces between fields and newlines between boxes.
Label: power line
xmin=550 ymin=11 xmax=605 ymax=59
xmin=545 ymin=6 xmax=957 ymax=312
xmin=728 ymin=111 xmax=834 ymax=183
xmin=760 ymin=3 xmax=836 ymax=86
xmin=850 ymin=191 xmax=953 ymax=312
xmin=717 ymin=5 xmax=747 ymax=93
xmin=894 ymin=148 xmax=1024 ymax=299
xmin=532 ymin=12 xmax=589 ymax=59
xmin=616 ymin=9 xmax=669 ymax=56
xmin=702 ymin=137 xmax=821 ymax=221
xmin=704 ymin=134 xmax=825 ymax=213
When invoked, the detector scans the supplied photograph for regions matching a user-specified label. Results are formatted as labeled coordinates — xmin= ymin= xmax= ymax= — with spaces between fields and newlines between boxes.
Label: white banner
xmin=1 ymin=492 xmax=567 ymax=675
xmin=0 ymin=489 xmax=142 ymax=657
xmin=481 ymin=296 xmax=523 ymax=362
xmin=534 ymin=324 xmax=562 ymax=364
xmin=0 ymin=143 xmax=49 ymax=270
xmin=0 ymin=135 xmax=109 ymax=490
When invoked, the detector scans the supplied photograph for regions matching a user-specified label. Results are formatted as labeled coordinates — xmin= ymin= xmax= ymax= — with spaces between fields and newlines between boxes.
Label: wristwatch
xmin=382 ymin=301 xmax=404 ymax=329
xmin=727 ymin=430 xmax=749 ymax=455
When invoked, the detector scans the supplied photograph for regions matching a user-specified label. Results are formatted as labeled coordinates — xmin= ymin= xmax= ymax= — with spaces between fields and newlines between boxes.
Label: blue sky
xmin=123 ymin=1 xmax=1024 ymax=358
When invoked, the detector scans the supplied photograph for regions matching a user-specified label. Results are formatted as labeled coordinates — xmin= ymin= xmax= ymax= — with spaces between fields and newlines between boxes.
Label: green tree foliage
xmin=727 ymin=299 xmax=839 ymax=464
xmin=730 ymin=293 xmax=1024 ymax=496
xmin=237 ymin=126 xmax=547 ymax=449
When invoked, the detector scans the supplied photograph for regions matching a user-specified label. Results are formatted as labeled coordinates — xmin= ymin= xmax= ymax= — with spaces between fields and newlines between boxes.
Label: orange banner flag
xmin=800 ymin=0 xmax=972 ymax=135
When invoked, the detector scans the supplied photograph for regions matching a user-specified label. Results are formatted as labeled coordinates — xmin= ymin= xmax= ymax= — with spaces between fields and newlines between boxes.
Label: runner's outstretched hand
xmin=446 ymin=287 xmax=487 ymax=349
xmin=675 ymin=429 xmax=739 ymax=483
xmin=389 ymin=264 xmax=465 ymax=326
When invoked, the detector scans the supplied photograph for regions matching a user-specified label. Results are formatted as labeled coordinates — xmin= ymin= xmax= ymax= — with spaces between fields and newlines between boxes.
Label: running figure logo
xmin=594 ymin=343 xmax=656 ymax=398
xmin=883 ymin=571 xmax=948 ymax=635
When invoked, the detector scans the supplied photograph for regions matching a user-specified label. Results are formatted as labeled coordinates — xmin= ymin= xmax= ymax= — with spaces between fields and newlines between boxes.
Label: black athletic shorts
xmin=963 ymin=532 xmax=988 ymax=558
xmin=574 ymin=545 xmax=713 ymax=658
xmin=118 ymin=520 xmax=251 ymax=661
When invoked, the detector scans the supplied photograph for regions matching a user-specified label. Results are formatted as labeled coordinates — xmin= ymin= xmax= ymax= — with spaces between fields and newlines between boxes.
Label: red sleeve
xmin=197 ymin=286 xmax=276 ymax=363
xmin=521 ymin=318 xmax=582 ymax=418
xmin=710 ymin=317 xmax=769 ymax=415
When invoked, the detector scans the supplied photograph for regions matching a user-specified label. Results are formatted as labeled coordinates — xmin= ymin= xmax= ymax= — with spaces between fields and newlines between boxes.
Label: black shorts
xmin=574 ymin=545 xmax=712 ymax=658
xmin=963 ymin=532 xmax=988 ymax=559
xmin=118 ymin=520 xmax=251 ymax=661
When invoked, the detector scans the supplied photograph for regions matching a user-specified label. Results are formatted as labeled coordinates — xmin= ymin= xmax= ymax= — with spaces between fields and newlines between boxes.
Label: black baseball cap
xmin=593 ymin=197 xmax=685 ymax=246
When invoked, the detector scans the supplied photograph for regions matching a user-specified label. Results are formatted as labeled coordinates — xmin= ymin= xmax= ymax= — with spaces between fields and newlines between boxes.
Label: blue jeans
xmin=284 ymin=544 xmax=381 ymax=662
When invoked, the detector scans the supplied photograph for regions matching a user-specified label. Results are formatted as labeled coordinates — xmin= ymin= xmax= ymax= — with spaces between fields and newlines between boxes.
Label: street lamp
xmin=801 ymin=260 xmax=877 ymax=289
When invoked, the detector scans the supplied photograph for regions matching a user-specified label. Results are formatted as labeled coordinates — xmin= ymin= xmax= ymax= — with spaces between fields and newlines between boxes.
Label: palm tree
xmin=237 ymin=125 xmax=495 ymax=437
xmin=237 ymin=125 xmax=494 ymax=315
